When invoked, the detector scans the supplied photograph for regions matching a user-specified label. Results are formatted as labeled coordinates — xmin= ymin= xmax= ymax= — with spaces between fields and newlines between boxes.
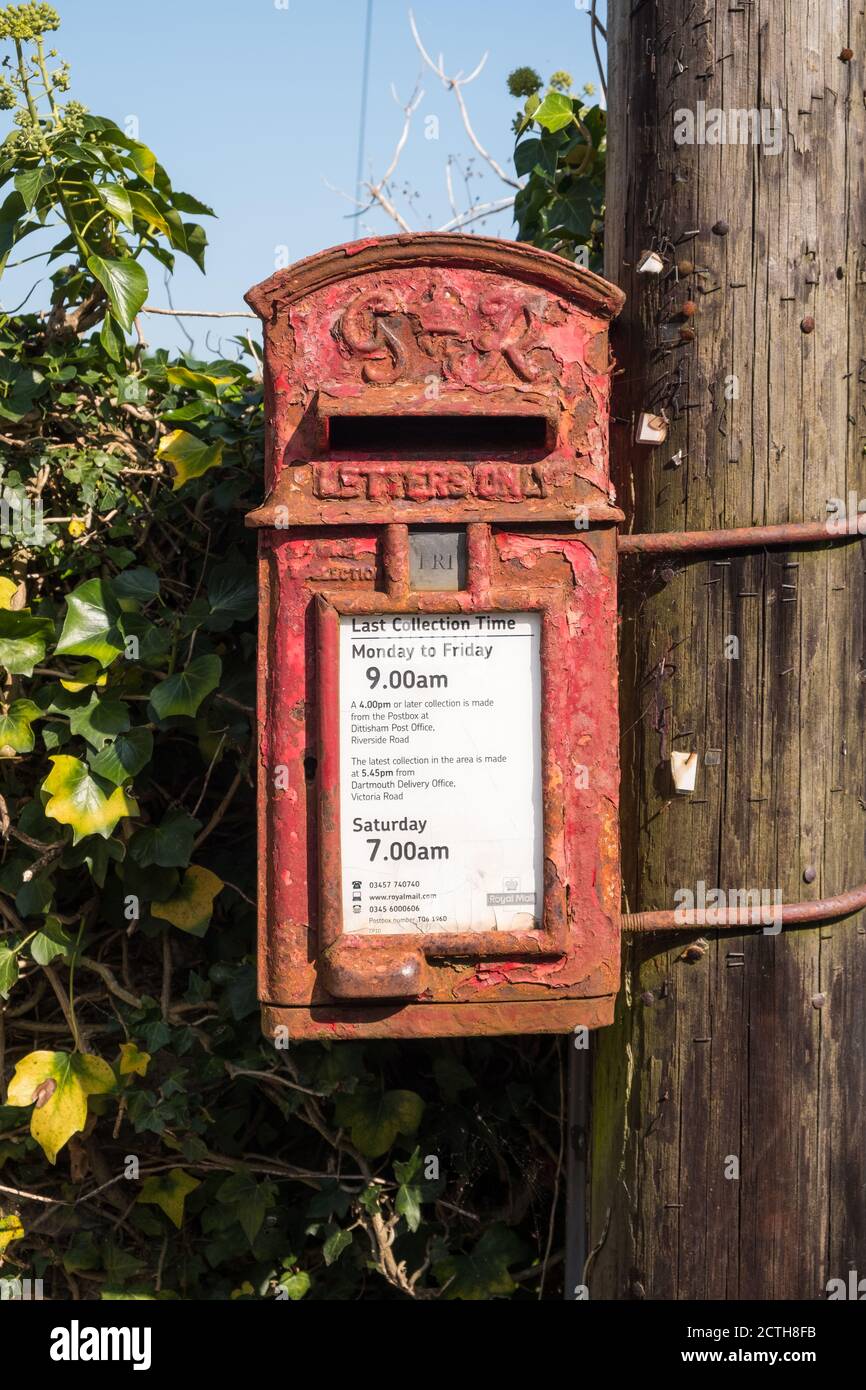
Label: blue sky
xmin=1 ymin=0 xmax=604 ymax=355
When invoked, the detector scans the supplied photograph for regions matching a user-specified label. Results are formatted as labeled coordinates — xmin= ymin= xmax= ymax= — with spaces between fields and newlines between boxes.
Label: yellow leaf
xmin=67 ymin=519 xmax=87 ymax=538
xmin=6 ymin=1051 xmax=116 ymax=1164
xmin=0 ymin=577 xmax=18 ymax=610
xmin=43 ymin=755 xmax=138 ymax=843
xmin=137 ymin=1168 xmax=200 ymax=1228
xmin=156 ymin=429 xmax=223 ymax=491
xmin=59 ymin=662 xmax=107 ymax=693
xmin=118 ymin=1041 xmax=150 ymax=1077
xmin=0 ymin=1212 xmax=24 ymax=1261
xmin=151 ymin=865 xmax=223 ymax=936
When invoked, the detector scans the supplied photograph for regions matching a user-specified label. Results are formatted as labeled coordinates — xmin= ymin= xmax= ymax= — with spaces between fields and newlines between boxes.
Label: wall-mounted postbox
xmin=245 ymin=234 xmax=625 ymax=1040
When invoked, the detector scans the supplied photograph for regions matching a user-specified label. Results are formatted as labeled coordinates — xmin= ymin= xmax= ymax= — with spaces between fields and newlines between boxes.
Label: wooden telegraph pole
xmin=593 ymin=1 xmax=866 ymax=1298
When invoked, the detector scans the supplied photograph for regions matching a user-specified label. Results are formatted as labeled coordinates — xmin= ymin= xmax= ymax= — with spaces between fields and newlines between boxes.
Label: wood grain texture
xmin=592 ymin=0 xmax=866 ymax=1299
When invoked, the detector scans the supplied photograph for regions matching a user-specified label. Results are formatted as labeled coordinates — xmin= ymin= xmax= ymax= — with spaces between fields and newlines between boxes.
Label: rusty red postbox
xmin=244 ymin=234 xmax=625 ymax=1040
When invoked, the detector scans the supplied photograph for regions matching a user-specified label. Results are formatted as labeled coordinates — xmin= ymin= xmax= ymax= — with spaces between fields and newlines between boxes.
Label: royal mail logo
xmin=313 ymin=461 xmax=564 ymax=504
xmin=49 ymin=1319 xmax=152 ymax=1371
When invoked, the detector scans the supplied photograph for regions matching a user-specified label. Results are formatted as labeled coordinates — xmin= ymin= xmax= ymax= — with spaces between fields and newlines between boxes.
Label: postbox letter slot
xmin=325 ymin=414 xmax=550 ymax=457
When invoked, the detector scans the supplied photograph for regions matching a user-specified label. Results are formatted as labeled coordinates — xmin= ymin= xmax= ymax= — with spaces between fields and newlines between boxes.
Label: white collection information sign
xmin=338 ymin=611 xmax=543 ymax=935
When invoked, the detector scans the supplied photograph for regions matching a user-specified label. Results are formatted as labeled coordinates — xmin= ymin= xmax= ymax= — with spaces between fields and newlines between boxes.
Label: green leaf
xmin=433 ymin=1224 xmax=525 ymax=1300
xmin=93 ymin=183 xmax=135 ymax=230
xmin=113 ymin=567 xmax=160 ymax=606
xmin=533 ymin=91 xmax=578 ymax=134
xmin=88 ymin=726 xmax=153 ymax=785
xmin=0 ymin=610 xmax=54 ymax=677
xmin=6 ymin=1050 xmax=116 ymax=1164
xmin=137 ymin=1168 xmax=200 ymax=1228
xmin=156 ymin=429 xmax=223 ymax=491
xmin=149 ymin=654 xmax=221 ymax=720
xmin=216 ymin=1171 xmax=276 ymax=1246
xmin=30 ymin=916 xmax=72 ymax=967
xmin=100 ymin=312 xmax=125 ymax=360
xmin=165 ymin=366 xmax=234 ymax=396
xmin=333 ymin=1087 xmax=425 ymax=1158
xmin=0 ymin=698 xmax=41 ymax=755
xmin=205 ymin=562 xmax=257 ymax=630
xmin=150 ymin=865 xmax=223 ymax=937
xmin=127 ymin=190 xmax=173 ymax=239
xmin=0 ymin=944 xmax=19 ymax=999
xmin=42 ymin=755 xmax=138 ymax=843
xmin=14 ymin=166 xmax=52 ymax=212
xmin=67 ymin=692 xmax=130 ymax=749
xmin=86 ymin=254 xmax=148 ymax=332
xmin=322 ymin=1228 xmax=353 ymax=1266
xmin=128 ymin=807 xmax=199 ymax=868
xmin=56 ymin=578 xmax=124 ymax=667
xmin=396 ymin=1182 xmax=422 ymax=1233
xmin=277 ymin=1269 xmax=311 ymax=1301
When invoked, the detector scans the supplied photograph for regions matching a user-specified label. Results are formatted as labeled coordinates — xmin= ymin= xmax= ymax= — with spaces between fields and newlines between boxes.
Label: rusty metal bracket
xmin=617 ymin=519 xmax=861 ymax=555
xmin=623 ymin=883 xmax=866 ymax=934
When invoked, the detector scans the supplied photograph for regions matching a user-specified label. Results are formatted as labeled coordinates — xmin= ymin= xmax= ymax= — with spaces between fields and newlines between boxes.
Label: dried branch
xmin=408 ymin=9 xmax=519 ymax=190
xmin=590 ymin=0 xmax=608 ymax=103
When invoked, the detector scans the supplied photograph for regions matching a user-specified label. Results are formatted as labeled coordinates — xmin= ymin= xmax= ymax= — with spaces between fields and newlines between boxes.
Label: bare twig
xmin=590 ymin=0 xmax=608 ymax=103
xmin=141 ymin=306 xmax=256 ymax=319
xmin=409 ymin=10 xmax=519 ymax=190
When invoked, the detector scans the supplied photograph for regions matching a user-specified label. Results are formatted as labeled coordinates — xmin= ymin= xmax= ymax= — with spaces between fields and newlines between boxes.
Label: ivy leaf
xmin=88 ymin=726 xmax=153 ymax=785
xmin=118 ymin=1041 xmax=150 ymax=1078
xmin=94 ymin=183 xmax=135 ymax=230
xmin=156 ymin=429 xmax=223 ymax=491
xmin=215 ymin=1171 xmax=276 ymax=1245
xmin=0 ymin=944 xmax=19 ymax=1000
xmin=100 ymin=312 xmax=125 ymax=361
xmin=56 ymin=578 xmax=124 ymax=668
xmin=0 ymin=1212 xmax=24 ymax=1260
xmin=150 ymin=865 xmax=223 ymax=936
xmin=0 ymin=698 xmax=41 ymax=755
xmin=433 ymin=1224 xmax=525 ymax=1300
xmin=67 ymin=692 xmax=130 ymax=749
xmin=165 ymin=366 xmax=234 ymax=396
xmin=113 ymin=567 xmax=160 ymax=606
xmin=6 ymin=1050 xmax=116 ymax=1164
xmin=128 ymin=808 xmax=199 ymax=868
xmin=205 ymin=563 xmax=257 ymax=631
xmin=0 ymin=610 xmax=55 ymax=677
xmin=396 ymin=1182 xmax=423 ymax=1233
xmin=42 ymin=755 xmax=138 ymax=843
xmin=333 ymin=1087 xmax=425 ymax=1158
xmin=0 ymin=577 xmax=19 ymax=608
xmin=30 ymin=916 xmax=72 ymax=966
xmin=149 ymin=654 xmax=221 ymax=720
xmin=14 ymin=166 xmax=52 ymax=211
xmin=86 ymin=254 xmax=148 ymax=332
xmin=277 ymin=1269 xmax=311 ymax=1301
xmin=59 ymin=660 xmax=107 ymax=693
xmin=533 ymin=91 xmax=578 ymax=135
xmin=136 ymin=1168 xmax=200 ymax=1228
xmin=321 ymin=1228 xmax=353 ymax=1267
